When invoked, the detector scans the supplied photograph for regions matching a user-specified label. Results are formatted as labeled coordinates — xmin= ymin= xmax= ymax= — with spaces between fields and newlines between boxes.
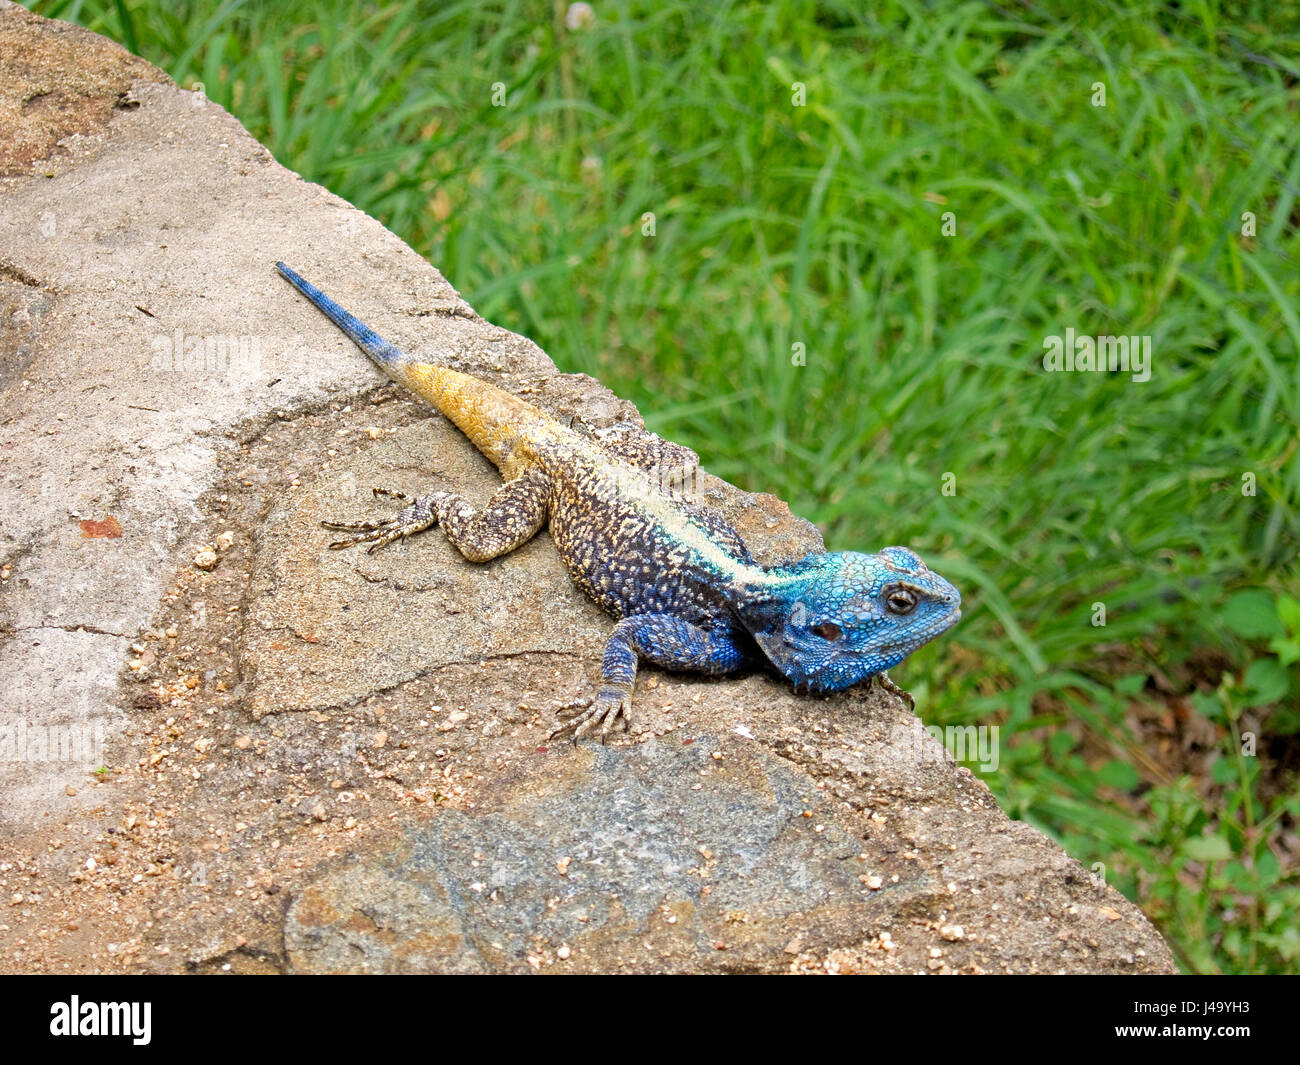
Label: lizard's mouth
xmin=873 ymin=605 xmax=961 ymax=656
xmin=752 ymin=604 xmax=962 ymax=694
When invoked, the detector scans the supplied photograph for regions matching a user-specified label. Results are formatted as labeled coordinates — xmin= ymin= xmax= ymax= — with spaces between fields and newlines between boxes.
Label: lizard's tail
xmin=276 ymin=261 xmax=549 ymax=472
xmin=276 ymin=261 xmax=408 ymax=367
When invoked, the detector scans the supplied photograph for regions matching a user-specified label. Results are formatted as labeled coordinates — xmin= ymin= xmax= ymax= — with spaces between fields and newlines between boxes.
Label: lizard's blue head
xmin=736 ymin=546 xmax=961 ymax=694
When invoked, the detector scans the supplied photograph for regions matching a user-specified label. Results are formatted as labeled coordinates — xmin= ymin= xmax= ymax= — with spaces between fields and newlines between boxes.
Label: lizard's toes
xmin=320 ymin=492 xmax=438 ymax=553
xmin=321 ymin=521 xmax=402 ymax=551
xmin=321 ymin=518 xmax=387 ymax=533
xmin=599 ymin=688 xmax=634 ymax=743
xmin=548 ymin=686 xmax=633 ymax=746
xmin=371 ymin=487 xmax=413 ymax=503
xmin=552 ymin=699 xmax=591 ymax=723
xmin=544 ymin=710 xmax=589 ymax=745
xmin=874 ymin=671 xmax=915 ymax=712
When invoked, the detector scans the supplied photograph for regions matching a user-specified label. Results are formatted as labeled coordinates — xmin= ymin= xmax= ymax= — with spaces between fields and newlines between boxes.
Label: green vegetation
xmin=36 ymin=0 xmax=1299 ymax=972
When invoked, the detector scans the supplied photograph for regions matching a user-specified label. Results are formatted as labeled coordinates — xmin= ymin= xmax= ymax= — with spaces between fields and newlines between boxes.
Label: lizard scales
xmin=276 ymin=261 xmax=961 ymax=741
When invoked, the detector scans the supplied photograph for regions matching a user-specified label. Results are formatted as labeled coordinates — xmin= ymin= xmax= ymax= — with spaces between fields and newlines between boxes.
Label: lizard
xmin=275 ymin=261 xmax=962 ymax=743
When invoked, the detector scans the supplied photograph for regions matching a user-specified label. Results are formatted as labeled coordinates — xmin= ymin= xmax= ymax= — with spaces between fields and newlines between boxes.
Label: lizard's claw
xmin=546 ymin=684 xmax=633 ymax=746
xmin=321 ymin=487 xmax=438 ymax=554
xmin=873 ymin=671 xmax=915 ymax=712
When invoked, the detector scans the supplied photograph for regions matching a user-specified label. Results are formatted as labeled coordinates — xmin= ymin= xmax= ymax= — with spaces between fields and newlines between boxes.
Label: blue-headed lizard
xmin=275 ymin=262 xmax=962 ymax=742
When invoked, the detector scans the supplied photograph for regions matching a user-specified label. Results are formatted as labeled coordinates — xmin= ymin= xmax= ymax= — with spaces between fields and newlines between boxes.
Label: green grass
xmin=35 ymin=0 xmax=1300 ymax=972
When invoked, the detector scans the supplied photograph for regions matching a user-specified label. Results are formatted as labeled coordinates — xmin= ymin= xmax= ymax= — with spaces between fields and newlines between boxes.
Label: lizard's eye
xmin=811 ymin=621 xmax=843 ymax=640
xmin=886 ymin=589 xmax=917 ymax=616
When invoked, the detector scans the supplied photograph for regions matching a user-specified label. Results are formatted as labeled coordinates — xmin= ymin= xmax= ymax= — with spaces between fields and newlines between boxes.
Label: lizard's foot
xmin=546 ymin=683 xmax=633 ymax=746
xmin=321 ymin=487 xmax=441 ymax=554
xmin=874 ymin=671 xmax=915 ymax=712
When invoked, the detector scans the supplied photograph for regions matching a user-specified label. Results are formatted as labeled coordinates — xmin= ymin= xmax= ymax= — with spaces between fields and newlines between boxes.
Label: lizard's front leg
xmin=323 ymin=468 xmax=550 ymax=560
xmin=872 ymin=671 xmax=914 ymax=712
xmin=548 ymin=615 xmax=750 ymax=744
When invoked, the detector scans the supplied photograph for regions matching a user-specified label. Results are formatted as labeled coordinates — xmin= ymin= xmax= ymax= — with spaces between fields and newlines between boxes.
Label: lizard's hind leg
xmin=323 ymin=469 xmax=550 ymax=560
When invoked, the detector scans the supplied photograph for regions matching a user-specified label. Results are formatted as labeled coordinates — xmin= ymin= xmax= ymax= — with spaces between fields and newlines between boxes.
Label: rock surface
xmin=284 ymin=731 xmax=1162 ymax=974
xmin=0 ymin=2 xmax=1175 ymax=974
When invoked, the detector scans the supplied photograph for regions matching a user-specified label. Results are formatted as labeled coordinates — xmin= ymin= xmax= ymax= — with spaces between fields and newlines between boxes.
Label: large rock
xmin=284 ymin=728 xmax=1164 ymax=974
xmin=0 ymin=2 xmax=1174 ymax=974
